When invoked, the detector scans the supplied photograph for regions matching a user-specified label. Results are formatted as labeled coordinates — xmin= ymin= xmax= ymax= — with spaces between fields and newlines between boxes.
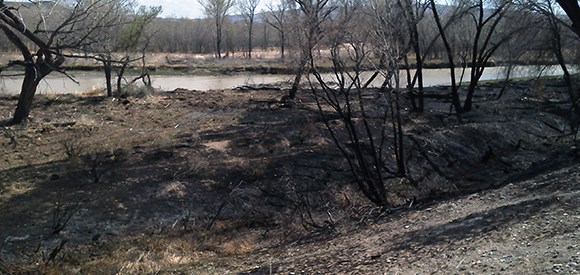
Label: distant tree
xmin=146 ymin=18 xmax=214 ymax=53
xmin=264 ymin=0 xmax=290 ymax=59
xmin=238 ymin=0 xmax=260 ymax=59
xmin=198 ymin=0 xmax=236 ymax=59
xmin=0 ymin=0 xmax=133 ymax=124
xmin=90 ymin=4 xmax=161 ymax=97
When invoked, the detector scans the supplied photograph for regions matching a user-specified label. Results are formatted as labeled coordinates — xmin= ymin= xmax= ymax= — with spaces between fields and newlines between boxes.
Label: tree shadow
xmin=0 ymin=93 xmax=347 ymax=268
xmin=388 ymin=196 xmax=559 ymax=254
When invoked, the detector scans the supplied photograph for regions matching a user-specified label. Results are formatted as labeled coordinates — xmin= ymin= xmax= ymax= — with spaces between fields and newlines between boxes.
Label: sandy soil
xmin=0 ymin=79 xmax=578 ymax=274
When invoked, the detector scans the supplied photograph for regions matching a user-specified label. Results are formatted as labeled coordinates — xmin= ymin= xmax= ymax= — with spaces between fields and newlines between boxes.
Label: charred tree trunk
xmin=248 ymin=18 xmax=254 ymax=59
xmin=103 ymin=58 xmax=113 ymax=97
xmin=430 ymin=0 xmax=463 ymax=114
xmin=12 ymin=66 xmax=43 ymax=124
xmin=216 ymin=18 xmax=223 ymax=59
xmin=557 ymin=0 xmax=580 ymax=38
xmin=289 ymin=56 xmax=308 ymax=99
xmin=398 ymin=0 xmax=424 ymax=112
xmin=280 ymin=32 xmax=285 ymax=60
xmin=117 ymin=61 xmax=129 ymax=96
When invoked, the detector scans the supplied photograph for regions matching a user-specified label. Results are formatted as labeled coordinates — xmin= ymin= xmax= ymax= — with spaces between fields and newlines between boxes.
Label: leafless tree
xmin=397 ymin=0 xmax=429 ymax=112
xmin=89 ymin=4 xmax=161 ymax=97
xmin=494 ymin=11 xmax=544 ymax=99
xmin=462 ymin=0 xmax=517 ymax=112
xmin=307 ymin=0 xmax=417 ymax=206
xmin=0 ymin=0 xmax=134 ymax=124
xmin=287 ymin=0 xmax=335 ymax=100
xmin=111 ymin=6 xmax=160 ymax=96
xmin=238 ymin=0 xmax=260 ymax=59
xmin=264 ymin=0 xmax=290 ymax=59
xmin=522 ymin=0 xmax=580 ymax=136
xmin=429 ymin=0 xmax=470 ymax=114
xmin=199 ymin=0 xmax=236 ymax=59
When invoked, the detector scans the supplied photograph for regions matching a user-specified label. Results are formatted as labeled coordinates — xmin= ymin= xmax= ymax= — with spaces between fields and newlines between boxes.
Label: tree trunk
xmin=463 ymin=71 xmax=479 ymax=112
xmin=414 ymin=46 xmax=424 ymax=112
xmin=12 ymin=66 xmax=43 ymax=124
xmin=280 ymin=32 xmax=285 ymax=60
xmin=103 ymin=59 xmax=113 ymax=97
xmin=557 ymin=0 xmax=580 ymax=38
xmin=289 ymin=57 xmax=308 ymax=99
xmin=117 ymin=62 xmax=129 ymax=96
xmin=398 ymin=0 xmax=424 ymax=112
xmin=216 ymin=19 xmax=222 ymax=59
xmin=248 ymin=18 xmax=253 ymax=59
xmin=430 ymin=0 xmax=462 ymax=114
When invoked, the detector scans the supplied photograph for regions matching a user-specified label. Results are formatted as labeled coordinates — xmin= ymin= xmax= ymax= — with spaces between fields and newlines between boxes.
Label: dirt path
xmin=246 ymin=163 xmax=579 ymax=274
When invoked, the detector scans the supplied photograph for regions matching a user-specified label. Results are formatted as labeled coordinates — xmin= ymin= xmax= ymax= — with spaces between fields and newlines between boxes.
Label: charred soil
xmin=0 ymin=79 xmax=578 ymax=274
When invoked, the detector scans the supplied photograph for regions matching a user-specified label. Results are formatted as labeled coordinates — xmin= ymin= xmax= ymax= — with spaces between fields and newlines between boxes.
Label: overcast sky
xmin=134 ymin=0 xmax=205 ymax=19
xmin=135 ymin=0 xmax=273 ymax=19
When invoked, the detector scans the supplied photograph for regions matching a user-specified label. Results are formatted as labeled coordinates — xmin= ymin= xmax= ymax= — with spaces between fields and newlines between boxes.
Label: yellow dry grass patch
xmin=0 ymin=180 xmax=34 ymax=202
xmin=79 ymin=86 xmax=105 ymax=97
xmin=203 ymin=140 xmax=230 ymax=152
xmin=62 ymin=227 xmax=261 ymax=274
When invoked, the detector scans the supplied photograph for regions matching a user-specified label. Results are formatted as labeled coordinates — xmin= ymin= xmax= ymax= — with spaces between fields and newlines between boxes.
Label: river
xmin=0 ymin=65 xmax=569 ymax=95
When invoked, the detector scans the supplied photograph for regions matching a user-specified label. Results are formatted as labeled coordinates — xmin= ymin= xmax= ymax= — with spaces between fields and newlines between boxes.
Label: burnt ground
xmin=0 ymin=79 xmax=578 ymax=274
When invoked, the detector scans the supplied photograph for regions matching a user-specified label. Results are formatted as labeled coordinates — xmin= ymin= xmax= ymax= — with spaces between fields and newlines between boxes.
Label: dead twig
xmin=206 ymin=180 xmax=244 ymax=230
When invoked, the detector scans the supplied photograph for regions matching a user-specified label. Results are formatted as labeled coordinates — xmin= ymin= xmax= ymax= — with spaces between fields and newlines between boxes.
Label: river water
xmin=0 ymin=65 xmax=569 ymax=95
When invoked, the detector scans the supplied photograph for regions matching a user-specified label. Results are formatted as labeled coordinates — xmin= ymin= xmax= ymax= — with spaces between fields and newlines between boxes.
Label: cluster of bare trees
xmin=289 ymin=0 xmax=580 ymax=206
xmin=0 ymin=0 xmax=160 ymax=123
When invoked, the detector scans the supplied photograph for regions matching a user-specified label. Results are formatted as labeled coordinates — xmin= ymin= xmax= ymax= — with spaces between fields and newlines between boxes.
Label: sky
xmin=134 ymin=0 xmax=274 ymax=19
xmin=135 ymin=0 xmax=205 ymax=19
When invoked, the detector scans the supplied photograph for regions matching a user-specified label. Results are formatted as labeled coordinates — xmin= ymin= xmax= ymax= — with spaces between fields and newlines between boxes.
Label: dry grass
xmin=36 ymin=222 xmax=265 ymax=274
xmin=80 ymin=87 xmax=106 ymax=97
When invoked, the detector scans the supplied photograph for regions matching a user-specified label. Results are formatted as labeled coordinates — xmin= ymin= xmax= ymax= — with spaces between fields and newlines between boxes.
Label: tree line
xmin=1 ymin=1 xmax=577 ymax=62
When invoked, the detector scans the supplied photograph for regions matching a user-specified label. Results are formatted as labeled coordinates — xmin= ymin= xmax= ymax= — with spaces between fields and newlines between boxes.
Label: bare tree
xmin=88 ymin=3 xmax=161 ymax=97
xmin=287 ymin=0 xmax=335 ymax=100
xmin=238 ymin=0 xmax=260 ymax=59
xmin=429 ymin=0 xmax=470 ymax=114
xmin=199 ymin=0 xmax=236 ymax=59
xmin=494 ymin=11 xmax=543 ymax=99
xmin=462 ymin=0 xmax=515 ymax=112
xmin=111 ymin=6 xmax=161 ymax=96
xmin=264 ymin=0 xmax=290 ymax=59
xmin=307 ymin=0 xmax=417 ymax=206
xmin=397 ymin=0 xmax=429 ymax=112
xmin=0 ymin=0 xmax=132 ymax=124
xmin=523 ymin=0 xmax=580 ymax=136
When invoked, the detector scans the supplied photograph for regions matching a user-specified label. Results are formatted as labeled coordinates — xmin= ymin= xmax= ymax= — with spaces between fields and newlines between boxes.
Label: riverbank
xmin=0 ymin=79 xmax=578 ymax=273
xmin=1 ymin=51 xmax=563 ymax=76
